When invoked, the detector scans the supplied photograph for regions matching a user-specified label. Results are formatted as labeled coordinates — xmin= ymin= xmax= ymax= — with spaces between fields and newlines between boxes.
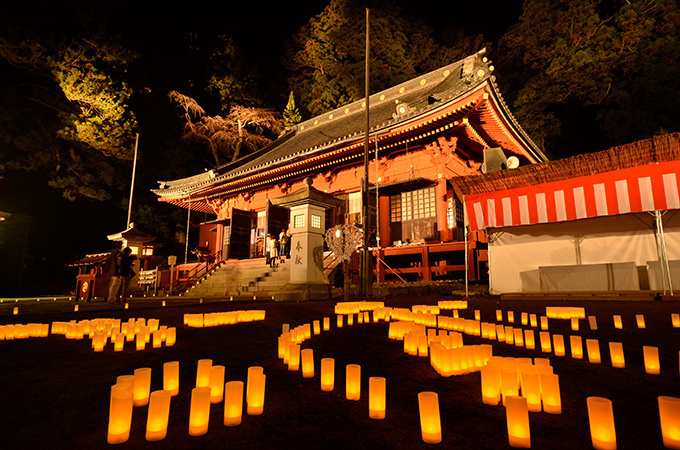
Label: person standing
xmin=268 ymin=234 xmax=279 ymax=268
xmin=107 ymin=247 xmax=135 ymax=303
xmin=106 ymin=246 xmax=121 ymax=303
xmin=279 ymin=228 xmax=289 ymax=262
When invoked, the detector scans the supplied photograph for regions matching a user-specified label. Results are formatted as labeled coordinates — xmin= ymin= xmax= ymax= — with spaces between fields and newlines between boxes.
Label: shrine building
xmin=152 ymin=49 xmax=547 ymax=289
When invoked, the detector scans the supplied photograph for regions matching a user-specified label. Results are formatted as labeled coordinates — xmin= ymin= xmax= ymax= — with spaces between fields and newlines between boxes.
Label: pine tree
xmin=282 ymin=91 xmax=302 ymax=128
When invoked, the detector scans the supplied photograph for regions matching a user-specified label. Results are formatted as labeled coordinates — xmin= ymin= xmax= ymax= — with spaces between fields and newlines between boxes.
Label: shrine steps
xmin=181 ymin=258 xmax=291 ymax=299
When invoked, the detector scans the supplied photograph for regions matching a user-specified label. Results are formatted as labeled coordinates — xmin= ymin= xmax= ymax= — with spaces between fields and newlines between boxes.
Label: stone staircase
xmin=181 ymin=258 xmax=292 ymax=300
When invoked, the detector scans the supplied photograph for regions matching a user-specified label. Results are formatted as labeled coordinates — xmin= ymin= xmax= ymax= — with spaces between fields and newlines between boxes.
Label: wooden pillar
xmin=436 ymin=178 xmax=448 ymax=242
xmin=421 ymin=246 xmax=431 ymax=281
xmin=378 ymin=196 xmax=391 ymax=249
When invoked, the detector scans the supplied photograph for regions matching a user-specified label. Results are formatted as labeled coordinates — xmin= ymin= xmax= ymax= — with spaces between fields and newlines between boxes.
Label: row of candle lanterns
xmin=0 ymin=322 xmax=50 ymax=339
xmin=108 ymin=359 xmax=266 ymax=444
xmin=183 ymin=310 xmax=266 ymax=327
xmin=334 ymin=301 xmax=385 ymax=315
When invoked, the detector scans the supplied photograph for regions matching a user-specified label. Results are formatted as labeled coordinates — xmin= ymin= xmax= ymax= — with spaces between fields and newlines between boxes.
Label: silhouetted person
xmin=107 ymin=247 xmax=135 ymax=303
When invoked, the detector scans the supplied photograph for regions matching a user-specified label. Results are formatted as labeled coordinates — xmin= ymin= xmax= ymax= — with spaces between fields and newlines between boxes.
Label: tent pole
xmin=654 ymin=210 xmax=673 ymax=295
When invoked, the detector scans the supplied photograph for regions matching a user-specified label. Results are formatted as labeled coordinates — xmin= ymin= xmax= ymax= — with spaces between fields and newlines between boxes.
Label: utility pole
xmin=126 ymin=133 xmax=140 ymax=228
xmin=361 ymin=8 xmax=371 ymax=297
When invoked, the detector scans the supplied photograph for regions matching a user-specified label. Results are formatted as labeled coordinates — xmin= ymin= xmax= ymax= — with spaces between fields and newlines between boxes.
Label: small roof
xmin=107 ymin=223 xmax=156 ymax=244
xmin=68 ymin=252 xmax=111 ymax=267
xmin=270 ymin=177 xmax=345 ymax=209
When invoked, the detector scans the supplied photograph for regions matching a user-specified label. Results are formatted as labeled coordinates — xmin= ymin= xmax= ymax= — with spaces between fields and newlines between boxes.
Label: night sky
xmin=0 ymin=0 xmax=525 ymax=295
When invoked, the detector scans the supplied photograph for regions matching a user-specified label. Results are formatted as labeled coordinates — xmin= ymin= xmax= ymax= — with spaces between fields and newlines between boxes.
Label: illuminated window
xmin=294 ymin=214 xmax=305 ymax=228
xmin=390 ymin=186 xmax=437 ymax=243
xmin=347 ymin=191 xmax=362 ymax=224
xmin=256 ymin=211 xmax=266 ymax=229
xmin=128 ymin=246 xmax=139 ymax=255
xmin=311 ymin=214 xmax=321 ymax=229
xmin=143 ymin=247 xmax=153 ymax=256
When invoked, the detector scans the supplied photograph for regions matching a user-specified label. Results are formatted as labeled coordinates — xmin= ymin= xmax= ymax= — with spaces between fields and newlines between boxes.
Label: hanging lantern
xmin=346 ymin=364 xmax=361 ymax=400
xmin=418 ymin=391 xmax=442 ymax=444
xmin=320 ymin=358 xmax=335 ymax=391
xmin=301 ymin=348 xmax=315 ymax=378
xmin=163 ymin=361 xmax=180 ymax=396
xmin=570 ymin=335 xmax=584 ymax=359
xmin=636 ymin=314 xmax=646 ymax=329
xmin=613 ymin=315 xmax=623 ymax=329
xmin=188 ymin=387 xmax=212 ymax=436
xmin=368 ymin=377 xmax=386 ymax=419
xmin=524 ymin=330 xmax=536 ymax=350
xmin=107 ymin=384 xmax=134 ymax=444
xmin=540 ymin=373 xmax=562 ymax=414
xmin=145 ymin=390 xmax=172 ymax=441
xmin=658 ymin=396 xmax=680 ymax=449
xmin=587 ymin=396 xmax=617 ymax=450
xmin=133 ymin=367 xmax=152 ymax=407
xmin=209 ymin=365 xmax=226 ymax=403
xmin=224 ymin=380 xmax=244 ymax=426
xmin=196 ymin=359 xmax=212 ymax=388
xmin=246 ymin=372 xmax=266 ymax=415
xmin=505 ymin=396 xmax=531 ymax=448
xmin=643 ymin=346 xmax=660 ymax=375
xmin=481 ymin=365 xmax=501 ymax=405
xmin=608 ymin=342 xmax=625 ymax=369
xmin=552 ymin=334 xmax=566 ymax=357
xmin=586 ymin=339 xmax=602 ymax=364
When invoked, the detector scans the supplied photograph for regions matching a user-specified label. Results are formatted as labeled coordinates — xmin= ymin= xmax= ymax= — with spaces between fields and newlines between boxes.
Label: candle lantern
xmin=136 ymin=332 xmax=146 ymax=351
xmin=481 ymin=365 xmax=501 ymax=405
xmin=209 ymin=365 xmax=226 ymax=403
xmin=133 ymin=367 xmax=152 ymax=407
xmin=613 ymin=315 xmax=623 ymax=329
xmin=608 ymin=342 xmax=625 ymax=368
xmin=586 ymin=339 xmax=602 ymax=364
xmin=519 ymin=366 xmax=542 ymax=412
xmin=246 ymin=372 xmax=266 ymax=415
xmin=539 ymin=331 xmax=552 ymax=353
xmin=587 ymin=396 xmax=617 ymax=450
xmin=643 ymin=346 xmax=660 ymax=375
xmin=505 ymin=326 xmax=515 ymax=345
xmin=163 ymin=361 xmax=180 ymax=396
xmin=552 ymin=334 xmax=566 ymax=357
xmin=224 ymin=381 xmax=244 ymax=426
xmin=346 ymin=364 xmax=361 ymax=400
xmin=347 ymin=314 xmax=354 ymax=325
xmin=540 ymin=373 xmax=562 ymax=414
xmin=301 ymin=348 xmax=315 ymax=378
xmin=658 ymin=396 xmax=680 ymax=449
xmin=507 ymin=311 xmax=515 ymax=323
xmin=672 ymin=314 xmax=680 ymax=328
xmin=496 ymin=324 xmax=506 ymax=341
xmin=320 ymin=358 xmax=335 ymax=391
xmin=475 ymin=310 xmax=481 ymax=321
xmin=107 ymin=384 xmax=134 ymax=444
xmin=501 ymin=368 xmax=520 ymax=405
xmin=369 ymin=377 xmax=386 ymax=419
xmin=513 ymin=328 xmax=524 ymax=347
xmin=246 ymin=366 xmax=264 ymax=400
xmin=636 ymin=314 xmax=646 ymax=328
xmin=521 ymin=312 xmax=528 ymax=325
xmin=288 ymin=343 xmax=301 ymax=371
xmin=188 ymin=387 xmax=212 ymax=436
xmin=589 ymin=316 xmax=598 ymax=330
xmin=145 ymin=390 xmax=172 ymax=441
xmin=418 ymin=391 xmax=442 ymax=444
xmin=337 ymin=315 xmax=343 ymax=328
xmin=496 ymin=310 xmax=503 ymax=322
xmin=524 ymin=330 xmax=536 ymax=350
xmin=571 ymin=317 xmax=579 ymax=331
xmin=196 ymin=359 xmax=212 ymax=388
xmin=152 ymin=331 xmax=162 ymax=348
xmin=323 ymin=317 xmax=330 ymax=331
xmin=114 ymin=333 xmax=125 ymax=352
xmin=540 ymin=316 xmax=548 ymax=330
xmin=116 ymin=375 xmax=136 ymax=394
xmin=570 ymin=335 xmax=584 ymax=359
xmin=506 ymin=396 xmax=531 ymax=448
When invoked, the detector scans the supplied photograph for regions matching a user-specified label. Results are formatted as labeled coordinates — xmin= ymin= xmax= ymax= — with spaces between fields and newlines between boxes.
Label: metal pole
xmin=375 ymin=135 xmax=380 ymax=284
xmin=463 ymin=200 xmax=469 ymax=297
xmin=654 ymin=210 xmax=673 ymax=295
xmin=362 ymin=8 xmax=371 ymax=297
xmin=184 ymin=195 xmax=191 ymax=266
xmin=126 ymin=133 xmax=140 ymax=228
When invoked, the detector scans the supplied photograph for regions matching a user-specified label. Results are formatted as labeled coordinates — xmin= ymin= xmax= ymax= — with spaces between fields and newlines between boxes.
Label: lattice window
xmin=311 ymin=214 xmax=321 ymax=229
xmin=293 ymin=214 xmax=305 ymax=228
xmin=390 ymin=195 xmax=402 ymax=222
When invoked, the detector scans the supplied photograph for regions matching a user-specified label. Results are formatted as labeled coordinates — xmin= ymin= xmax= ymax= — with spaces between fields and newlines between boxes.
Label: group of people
xmin=267 ymin=228 xmax=290 ymax=268
xmin=107 ymin=246 xmax=136 ymax=303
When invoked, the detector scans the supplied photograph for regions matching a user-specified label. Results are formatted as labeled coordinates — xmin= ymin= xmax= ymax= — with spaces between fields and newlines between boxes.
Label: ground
xmin=1 ymin=294 xmax=679 ymax=449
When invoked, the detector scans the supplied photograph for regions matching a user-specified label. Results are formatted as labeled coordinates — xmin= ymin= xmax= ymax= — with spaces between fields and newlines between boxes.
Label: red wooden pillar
xmin=436 ymin=178 xmax=448 ymax=242
xmin=378 ymin=196 xmax=390 ymax=249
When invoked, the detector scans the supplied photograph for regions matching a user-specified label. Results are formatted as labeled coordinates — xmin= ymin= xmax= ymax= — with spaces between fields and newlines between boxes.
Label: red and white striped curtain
xmin=465 ymin=160 xmax=680 ymax=232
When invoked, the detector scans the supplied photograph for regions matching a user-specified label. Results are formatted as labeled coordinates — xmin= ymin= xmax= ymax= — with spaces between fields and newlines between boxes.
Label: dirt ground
xmin=1 ymin=294 xmax=679 ymax=449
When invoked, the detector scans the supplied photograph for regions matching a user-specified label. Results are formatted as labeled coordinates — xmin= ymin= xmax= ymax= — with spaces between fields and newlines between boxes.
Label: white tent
xmin=452 ymin=134 xmax=680 ymax=295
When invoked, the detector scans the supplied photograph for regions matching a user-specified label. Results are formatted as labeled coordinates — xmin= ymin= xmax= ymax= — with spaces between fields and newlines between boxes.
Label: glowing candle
xmin=301 ymin=348 xmax=315 ymax=378
xmin=636 ymin=314 xmax=646 ymax=328
xmin=505 ymin=326 xmax=515 ymax=345
xmin=346 ymin=364 xmax=361 ymax=400
xmin=540 ymin=316 xmax=548 ymax=330
xmin=539 ymin=331 xmax=552 ymax=353
xmin=540 ymin=373 xmax=562 ymax=414
xmin=209 ymin=365 xmax=225 ymax=403
xmin=224 ymin=381 xmax=244 ymax=426
xmin=524 ymin=330 xmax=535 ymax=350
xmin=188 ymin=387 xmax=211 ymax=436
xmin=418 ymin=391 xmax=442 ymax=444
xmin=133 ymin=367 xmax=152 ymax=407
xmin=323 ymin=317 xmax=330 ymax=330
xmin=163 ymin=361 xmax=180 ymax=396
xmin=501 ymin=368 xmax=519 ymax=406
xmin=570 ymin=335 xmax=584 ymax=359
xmin=521 ymin=312 xmax=528 ymax=325
xmin=608 ymin=342 xmax=625 ymax=368
xmin=496 ymin=324 xmax=506 ymax=341
xmin=589 ymin=316 xmax=598 ymax=330
xmin=246 ymin=372 xmax=266 ymax=415
xmin=571 ymin=317 xmax=579 ymax=331
xmin=74 ymin=304 xmax=79 ymax=312
xmin=166 ymin=327 xmax=176 ymax=346
xmin=347 ymin=314 xmax=354 ymax=325
xmin=313 ymin=320 xmax=320 ymax=335
xmin=136 ymin=332 xmax=146 ymax=351
xmin=196 ymin=359 xmax=212 ymax=387
xmin=114 ymin=333 xmax=125 ymax=352
xmin=658 ymin=396 xmax=680 ymax=449
xmin=481 ymin=365 xmax=501 ymax=405
xmin=320 ymin=357 xmax=335 ymax=391
xmin=613 ymin=315 xmax=623 ymax=329
xmin=643 ymin=346 xmax=660 ymax=375
xmin=152 ymin=330 xmax=162 ymax=348
xmin=508 ymin=311 xmax=515 ymax=323
xmin=124 ymin=302 xmax=129 ymax=309
xmin=513 ymin=328 xmax=524 ymax=347
xmin=368 ymin=377 xmax=386 ymax=419
xmin=288 ymin=343 xmax=301 ymax=371
xmin=506 ymin=396 xmax=531 ymax=448
xmin=475 ymin=310 xmax=481 ymax=321
xmin=587 ymin=396 xmax=617 ymax=450
xmin=552 ymin=334 xmax=565 ymax=357
xmin=13 ymin=307 xmax=18 ymax=315
xmin=246 ymin=366 xmax=264 ymax=400
xmin=145 ymin=390 xmax=171 ymax=441
xmin=519 ymin=366 xmax=542 ymax=412
xmin=530 ymin=314 xmax=538 ymax=327
xmin=496 ymin=310 xmax=503 ymax=321
xmin=337 ymin=315 xmax=343 ymax=328
xmin=107 ymin=384 xmax=134 ymax=444
xmin=586 ymin=339 xmax=602 ymax=364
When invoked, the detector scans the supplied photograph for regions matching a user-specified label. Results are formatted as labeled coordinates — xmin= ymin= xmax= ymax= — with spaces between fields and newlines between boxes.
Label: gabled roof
xmin=153 ymin=49 xmax=545 ymax=209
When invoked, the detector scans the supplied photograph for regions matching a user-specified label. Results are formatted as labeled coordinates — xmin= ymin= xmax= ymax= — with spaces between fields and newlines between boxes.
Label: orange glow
xmin=195 ymin=359 xmax=212 ymax=388
xmin=320 ymin=358 xmax=335 ymax=391
xmin=107 ymin=384 xmax=134 ymax=444
xmin=658 ymin=396 xmax=680 ymax=449
xmin=586 ymin=339 xmax=602 ymax=364
xmin=209 ymin=365 xmax=225 ymax=404
xmin=246 ymin=372 xmax=266 ymax=415
xmin=613 ymin=315 xmax=623 ymax=329
xmin=368 ymin=377 xmax=386 ymax=419
xmin=346 ymin=364 xmax=361 ymax=400
xmin=506 ymin=396 xmax=531 ymax=448
xmin=224 ymin=381 xmax=244 ymax=426
xmin=418 ymin=391 xmax=442 ymax=444
xmin=133 ymin=367 xmax=152 ymax=407
xmin=163 ymin=361 xmax=180 ymax=396
xmin=552 ymin=334 xmax=565 ymax=357
xmin=570 ymin=335 xmax=583 ymax=359
xmin=587 ymin=397 xmax=617 ymax=450
xmin=608 ymin=342 xmax=625 ymax=368
xmin=301 ymin=348 xmax=315 ymax=378
xmin=643 ymin=346 xmax=660 ymax=375
xmin=481 ymin=365 xmax=501 ymax=405
xmin=145 ymin=390 xmax=171 ymax=441
xmin=188 ymin=387 xmax=211 ymax=436
xmin=540 ymin=373 xmax=562 ymax=414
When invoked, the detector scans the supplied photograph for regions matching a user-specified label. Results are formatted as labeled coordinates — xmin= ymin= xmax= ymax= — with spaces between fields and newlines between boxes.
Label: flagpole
xmin=126 ymin=133 xmax=140 ymax=228
xmin=362 ymin=8 xmax=371 ymax=297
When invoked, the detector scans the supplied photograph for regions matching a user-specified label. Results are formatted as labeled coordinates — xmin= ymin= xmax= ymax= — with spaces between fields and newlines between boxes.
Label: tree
xmin=498 ymin=0 xmax=680 ymax=157
xmin=168 ymin=91 xmax=279 ymax=167
xmin=282 ymin=91 xmax=302 ymax=128
xmin=283 ymin=0 xmax=486 ymax=117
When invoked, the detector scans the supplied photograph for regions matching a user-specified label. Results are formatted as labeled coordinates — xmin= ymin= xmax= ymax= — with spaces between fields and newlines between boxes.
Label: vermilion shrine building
xmin=153 ymin=50 xmax=547 ymax=285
